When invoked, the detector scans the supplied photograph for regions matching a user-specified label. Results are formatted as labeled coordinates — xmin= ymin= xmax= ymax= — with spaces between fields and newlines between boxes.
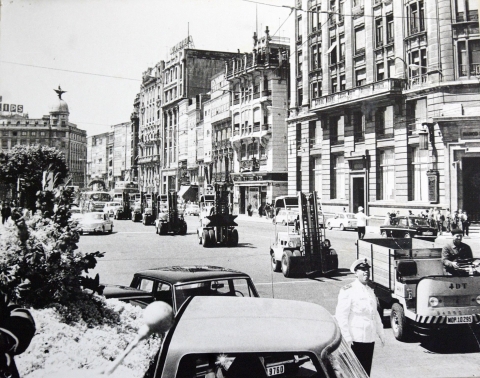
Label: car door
xmin=103 ymin=213 xmax=112 ymax=230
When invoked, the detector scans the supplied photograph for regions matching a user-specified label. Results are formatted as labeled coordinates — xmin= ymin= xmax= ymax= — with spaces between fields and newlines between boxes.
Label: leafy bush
xmin=0 ymin=188 xmax=108 ymax=325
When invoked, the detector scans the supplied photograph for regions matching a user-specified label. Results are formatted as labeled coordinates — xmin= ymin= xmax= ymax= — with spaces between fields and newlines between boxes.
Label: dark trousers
xmin=462 ymin=221 xmax=469 ymax=236
xmin=352 ymin=341 xmax=375 ymax=376
xmin=1 ymin=216 xmax=6 ymax=225
xmin=357 ymin=226 xmax=366 ymax=240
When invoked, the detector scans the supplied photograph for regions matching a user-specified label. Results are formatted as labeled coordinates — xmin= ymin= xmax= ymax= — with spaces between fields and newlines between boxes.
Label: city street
xmin=79 ymin=215 xmax=480 ymax=378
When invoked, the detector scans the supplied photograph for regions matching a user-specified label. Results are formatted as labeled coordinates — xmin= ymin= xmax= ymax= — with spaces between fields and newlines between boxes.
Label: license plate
xmin=447 ymin=315 xmax=472 ymax=324
xmin=423 ymin=231 xmax=433 ymax=235
xmin=267 ymin=365 xmax=285 ymax=376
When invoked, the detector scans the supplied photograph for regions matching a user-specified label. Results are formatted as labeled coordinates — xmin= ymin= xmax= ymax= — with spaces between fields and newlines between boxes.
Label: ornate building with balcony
xmin=0 ymin=88 xmax=87 ymax=188
xmin=289 ymin=0 xmax=480 ymax=219
xmin=226 ymin=28 xmax=290 ymax=215
xmin=137 ymin=63 xmax=163 ymax=194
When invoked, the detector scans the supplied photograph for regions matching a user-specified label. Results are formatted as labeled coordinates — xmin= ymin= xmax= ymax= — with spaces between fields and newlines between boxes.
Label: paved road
xmin=78 ymin=215 xmax=480 ymax=378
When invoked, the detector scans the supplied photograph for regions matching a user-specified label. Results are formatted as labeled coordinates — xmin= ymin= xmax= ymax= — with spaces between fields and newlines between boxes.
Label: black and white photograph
xmin=1 ymin=0 xmax=480 ymax=377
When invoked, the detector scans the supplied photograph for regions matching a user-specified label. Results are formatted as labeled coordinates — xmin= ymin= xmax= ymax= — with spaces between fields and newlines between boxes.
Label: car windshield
xmin=174 ymin=278 xmax=256 ymax=311
xmin=176 ymin=352 xmax=319 ymax=378
xmin=84 ymin=213 xmax=104 ymax=220
xmin=326 ymin=338 xmax=368 ymax=377
xmin=409 ymin=218 xmax=429 ymax=226
xmin=90 ymin=193 xmax=111 ymax=202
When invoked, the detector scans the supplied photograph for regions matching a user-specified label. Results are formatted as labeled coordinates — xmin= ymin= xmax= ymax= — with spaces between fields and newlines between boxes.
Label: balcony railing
xmin=253 ymin=92 xmax=260 ymax=99
xmin=240 ymin=158 xmax=260 ymax=172
xmin=233 ymin=98 xmax=240 ymax=105
xmin=408 ymin=74 xmax=428 ymax=88
xmin=311 ymin=78 xmax=404 ymax=110
xmin=463 ymin=63 xmax=480 ymax=76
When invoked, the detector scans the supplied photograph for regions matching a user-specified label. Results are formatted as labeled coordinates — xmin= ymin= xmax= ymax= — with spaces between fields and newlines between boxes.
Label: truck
xmin=154 ymin=192 xmax=187 ymax=235
xmin=357 ymin=238 xmax=480 ymax=341
xmin=270 ymin=192 xmax=338 ymax=278
xmin=113 ymin=191 xmax=138 ymax=220
xmin=197 ymin=184 xmax=238 ymax=248
xmin=141 ymin=193 xmax=157 ymax=225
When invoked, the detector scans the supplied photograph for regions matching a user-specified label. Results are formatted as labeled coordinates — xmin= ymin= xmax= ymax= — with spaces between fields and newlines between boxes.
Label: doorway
xmin=351 ymin=176 xmax=365 ymax=213
xmin=462 ymin=157 xmax=480 ymax=222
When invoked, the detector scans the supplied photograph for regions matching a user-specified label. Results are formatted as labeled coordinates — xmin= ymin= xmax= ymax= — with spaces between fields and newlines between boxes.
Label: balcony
xmin=311 ymin=78 xmax=404 ymax=111
xmin=233 ymin=98 xmax=240 ymax=105
xmin=262 ymin=89 xmax=272 ymax=97
xmin=408 ymin=74 xmax=428 ymax=89
xmin=461 ymin=63 xmax=480 ymax=76
xmin=240 ymin=158 xmax=260 ymax=172
xmin=253 ymin=92 xmax=260 ymax=99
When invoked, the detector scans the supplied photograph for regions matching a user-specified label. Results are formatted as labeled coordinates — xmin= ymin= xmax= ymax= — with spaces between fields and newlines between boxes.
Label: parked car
xmin=380 ymin=216 xmax=438 ymax=239
xmin=274 ymin=209 xmax=299 ymax=225
xmin=78 ymin=212 xmax=113 ymax=235
xmin=70 ymin=205 xmax=83 ymax=221
xmin=102 ymin=265 xmax=259 ymax=313
xmin=184 ymin=203 xmax=200 ymax=216
xmin=325 ymin=213 xmax=358 ymax=231
xmin=146 ymin=296 xmax=368 ymax=378
xmin=103 ymin=202 xmax=122 ymax=217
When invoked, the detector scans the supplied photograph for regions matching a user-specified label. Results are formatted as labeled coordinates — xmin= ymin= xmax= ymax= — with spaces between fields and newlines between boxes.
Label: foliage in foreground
xmin=17 ymin=299 xmax=162 ymax=378
xmin=0 ymin=188 xmax=107 ymax=325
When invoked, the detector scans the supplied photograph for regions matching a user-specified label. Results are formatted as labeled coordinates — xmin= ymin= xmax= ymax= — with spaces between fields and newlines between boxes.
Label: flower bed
xmin=17 ymin=298 xmax=162 ymax=378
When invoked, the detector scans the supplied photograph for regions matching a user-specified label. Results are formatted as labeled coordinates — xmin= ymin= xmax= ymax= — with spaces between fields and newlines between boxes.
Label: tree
xmin=0 ymin=145 xmax=68 ymax=210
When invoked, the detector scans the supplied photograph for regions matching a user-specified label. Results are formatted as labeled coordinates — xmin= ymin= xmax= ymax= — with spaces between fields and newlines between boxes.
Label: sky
xmin=0 ymin=0 xmax=293 ymax=137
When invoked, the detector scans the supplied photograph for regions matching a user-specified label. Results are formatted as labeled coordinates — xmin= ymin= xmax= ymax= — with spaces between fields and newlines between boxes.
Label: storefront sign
xmin=170 ymin=36 xmax=193 ymax=55
xmin=427 ymin=170 xmax=439 ymax=203
xmin=461 ymin=129 xmax=480 ymax=139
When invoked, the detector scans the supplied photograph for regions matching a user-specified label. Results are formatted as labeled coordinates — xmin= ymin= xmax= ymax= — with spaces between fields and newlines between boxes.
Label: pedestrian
xmin=383 ymin=212 xmax=391 ymax=226
xmin=343 ymin=207 xmax=347 ymax=213
xmin=355 ymin=206 xmax=370 ymax=240
xmin=335 ymin=258 xmax=385 ymax=376
xmin=1 ymin=203 xmax=11 ymax=225
xmin=453 ymin=210 xmax=461 ymax=231
xmin=247 ymin=204 xmax=253 ymax=217
xmin=258 ymin=203 xmax=264 ymax=218
xmin=461 ymin=210 xmax=470 ymax=236
xmin=408 ymin=209 xmax=413 ymax=216
xmin=435 ymin=208 xmax=444 ymax=235
xmin=445 ymin=208 xmax=452 ymax=232
xmin=442 ymin=229 xmax=473 ymax=276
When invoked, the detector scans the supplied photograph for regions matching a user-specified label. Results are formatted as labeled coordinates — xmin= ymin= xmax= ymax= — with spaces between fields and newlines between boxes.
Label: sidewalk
xmin=235 ymin=214 xmax=274 ymax=224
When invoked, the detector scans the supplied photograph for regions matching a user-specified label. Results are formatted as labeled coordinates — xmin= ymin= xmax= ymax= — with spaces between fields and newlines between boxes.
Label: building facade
xmin=0 ymin=89 xmax=87 ymax=187
xmin=226 ymin=28 xmax=290 ymax=214
xmin=289 ymin=0 xmax=480 ymax=219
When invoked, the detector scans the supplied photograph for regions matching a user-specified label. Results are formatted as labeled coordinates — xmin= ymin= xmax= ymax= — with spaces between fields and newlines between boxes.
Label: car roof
xmin=134 ymin=265 xmax=250 ymax=284
xmin=163 ymin=297 xmax=339 ymax=372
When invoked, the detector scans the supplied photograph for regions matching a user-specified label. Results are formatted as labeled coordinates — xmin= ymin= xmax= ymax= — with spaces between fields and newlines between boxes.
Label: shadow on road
xmin=418 ymin=327 xmax=480 ymax=354
xmin=307 ymin=268 xmax=352 ymax=281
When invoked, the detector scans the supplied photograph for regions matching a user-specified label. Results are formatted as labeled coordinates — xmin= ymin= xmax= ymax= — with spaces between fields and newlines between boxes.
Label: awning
xmin=178 ymin=185 xmax=198 ymax=202
xmin=326 ymin=43 xmax=337 ymax=54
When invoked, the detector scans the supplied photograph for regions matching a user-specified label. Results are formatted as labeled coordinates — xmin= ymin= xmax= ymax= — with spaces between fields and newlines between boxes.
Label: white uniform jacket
xmin=335 ymin=280 xmax=385 ymax=344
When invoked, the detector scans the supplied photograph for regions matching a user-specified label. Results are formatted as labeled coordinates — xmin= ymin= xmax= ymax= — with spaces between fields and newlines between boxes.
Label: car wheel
xmin=327 ymin=222 xmax=332 ymax=230
xmin=404 ymin=232 xmax=411 ymax=238
xmin=271 ymin=252 xmax=281 ymax=272
xmin=231 ymin=229 xmax=239 ymax=247
xmin=281 ymin=251 xmax=294 ymax=278
xmin=202 ymin=229 xmax=210 ymax=248
xmin=329 ymin=249 xmax=339 ymax=271
xmin=208 ymin=229 xmax=216 ymax=245
xmin=381 ymin=231 xmax=388 ymax=238
xmin=102 ymin=226 xmax=105 ymax=234
xmin=180 ymin=221 xmax=187 ymax=235
xmin=391 ymin=303 xmax=409 ymax=341
xmin=108 ymin=226 xmax=113 ymax=234
xmin=198 ymin=231 xmax=202 ymax=244
xmin=339 ymin=223 xmax=345 ymax=231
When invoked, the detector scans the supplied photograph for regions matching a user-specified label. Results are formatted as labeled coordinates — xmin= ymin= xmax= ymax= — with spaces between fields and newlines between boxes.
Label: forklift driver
xmin=442 ymin=229 xmax=473 ymax=276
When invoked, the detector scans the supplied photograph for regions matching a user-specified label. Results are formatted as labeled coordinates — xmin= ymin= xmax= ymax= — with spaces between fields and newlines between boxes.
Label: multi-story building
xmin=130 ymin=93 xmax=140 ymax=183
xmin=226 ymin=28 xmax=290 ymax=215
xmin=137 ymin=63 xmax=163 ymax=194
xmin=160 ymin=40 xmax=240 ymax=194
xmin=0 ymin=88 xmax=87 ymax=187
xmin=289 ymin=0 xmax=480 ymax=219
xmin=87 ymin=122 xmax=132 ymax=189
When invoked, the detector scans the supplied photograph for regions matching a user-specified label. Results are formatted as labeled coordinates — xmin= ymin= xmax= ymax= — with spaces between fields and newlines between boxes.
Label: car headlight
xmin=429 ymin=297 xmax=439 ymax=307
xmin=476 ymin=295 xmax=480 ymax=305
xmin=288 ymin=241 xmax=295 ymax=247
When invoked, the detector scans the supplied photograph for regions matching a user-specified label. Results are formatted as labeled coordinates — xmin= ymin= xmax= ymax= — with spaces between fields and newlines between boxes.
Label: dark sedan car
xmin=380 ymin=216 xmax=437 ymax=239
xmin=102 ymin=265 xmax=259 ymax=313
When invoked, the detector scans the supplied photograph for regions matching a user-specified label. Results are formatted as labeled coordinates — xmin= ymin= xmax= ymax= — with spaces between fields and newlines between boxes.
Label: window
xmin=387 ymin=59 xmax=396 ymax=78
xmin=329 ymin=38 xmax=337 ymax=65
xmin=311 ymin=45 xmax=320 ymax=70
xmin=356 ymin=68 xmax=366 ymax=86
xmin=31 ymin=131 xmax=36 ymax=136
xmin=353 ymin=111 xmax=364 ymax=141
xmin=330 ymin=115 xmax=344 ymax=143
xmin=315 ymin=157 xmax=322 ymax=193
xmin=355 ymin=27 xmax=365 ymax=54
xmin=12 ymin=132 xmax=17 ymax=136
xmin=40 ymin=131 xmax=45 ymax=136
xmin=387 ymin=14 xmax=394 ymax=43
xmin=456 ymin=0 xmax=479 ymax=21
xmin=297 ymin=52 xmax=303 ymax=75
xmin=458 ymin=40 xmax=480 ymax=76
xmin=312 ymin=82 xmax=318 ymax=98
xmin=408 ymin=48 xmax=427 ymax=85
xmin=296 ymin=16 xmax=302 ymax=40
xmin=407 ymin=1 xmax=425 ymax=35
xmin=339 ymin=34 xmax=345 ymax=61
xmin=411 ymin=147 xmax=428 ymax=201
xmin=331 ymin=77 xmax=338 ymax=93
xmin=340 ymin=75 xmax=346 ymax=91
xmin=297 ymin=88 xmax=303 ymax=106
xmin=377 ymin=63 xmax=385 ymax=81
xmin=21 ymin=131 xmax=27 ymax=136
xmin=2 ymin=140 xmax=8 ymax=149
xmin=375 ymin=18 xmax=383 ymax=48
xmin=332 ymin=155 xmax=345 ymax=199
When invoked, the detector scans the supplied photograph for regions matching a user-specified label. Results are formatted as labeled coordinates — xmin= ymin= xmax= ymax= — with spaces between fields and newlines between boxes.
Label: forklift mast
xmin=167 ymin=191 xmax=178 ymax=225
xmin=299 ymin=192 xmax=323 ymax=267
xmin=213 ymin=183 xmax=230 ymax=215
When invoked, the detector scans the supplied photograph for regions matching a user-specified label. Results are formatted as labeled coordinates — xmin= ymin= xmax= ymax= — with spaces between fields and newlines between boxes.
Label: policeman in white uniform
xmin=335 ymin=258 xmax=385 ymax=376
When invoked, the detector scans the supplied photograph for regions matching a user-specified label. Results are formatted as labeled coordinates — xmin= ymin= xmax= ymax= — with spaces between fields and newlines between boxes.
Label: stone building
xmin=226 ymin=28 xmax=290 ymax=215
xmin=289 ymin=0 xmax=480 ymax=219
xmin=87 ymin=131 xmax=109 ymax=187
xmin=0 ymin=88 xmax=87 ymax=187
